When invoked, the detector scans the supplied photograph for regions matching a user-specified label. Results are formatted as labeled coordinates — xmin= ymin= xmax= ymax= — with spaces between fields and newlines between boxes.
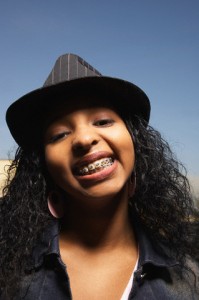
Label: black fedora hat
xmin=6 ymin=53 xmax=151 ymax=149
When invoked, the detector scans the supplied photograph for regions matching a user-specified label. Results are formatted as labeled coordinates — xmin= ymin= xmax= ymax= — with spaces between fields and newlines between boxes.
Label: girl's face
xmin=44 ymin=96 xmax=135 ymax=205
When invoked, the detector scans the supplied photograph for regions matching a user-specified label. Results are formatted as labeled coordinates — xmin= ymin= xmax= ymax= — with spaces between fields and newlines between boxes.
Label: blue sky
xmin=0 ymin=0 xmax=199 ymax=179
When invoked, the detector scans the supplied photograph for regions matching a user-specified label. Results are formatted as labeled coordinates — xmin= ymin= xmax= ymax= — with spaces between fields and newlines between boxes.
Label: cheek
xmin=113 ymin=126 xmax=134 ymax=152
xmin=124 ymin=135 xmax=135 ymax=169
xmin=45 ymin=148 xmax=58 ymax=169
xmin=44 ymin=147 xmax=69 ymax=180
xmin=115 ymin=129 xmax=135 ymax=171
xmin=105 ymin=126 xmax=135 ymax=173
xmin=44 ymin=149 xmax=78 ymax=194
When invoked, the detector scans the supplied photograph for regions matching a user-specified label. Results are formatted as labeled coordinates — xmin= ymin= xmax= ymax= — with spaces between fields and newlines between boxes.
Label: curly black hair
xmin=0 ymin=117 xmax=198 ymax=298
xmin=126 ymin=118 xmax=199 ymax=260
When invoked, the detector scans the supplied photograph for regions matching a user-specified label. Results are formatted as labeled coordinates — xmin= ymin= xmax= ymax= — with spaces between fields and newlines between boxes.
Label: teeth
xmin=88 ymin=163 xmax=95 ymax=170
xmin=94 ymin=162 xmax=101 ymax=169
xmin=82 ymin=167 xmax=89 ymax=174
xmin=79 ymin=157 xmax=113 ymax=175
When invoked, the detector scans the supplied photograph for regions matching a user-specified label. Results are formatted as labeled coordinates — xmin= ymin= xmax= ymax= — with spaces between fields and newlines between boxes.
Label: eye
xmin=94 ymin=118 xmax=115 ymax=127
xmin=48 ymin=131 xmax=70 ymax=143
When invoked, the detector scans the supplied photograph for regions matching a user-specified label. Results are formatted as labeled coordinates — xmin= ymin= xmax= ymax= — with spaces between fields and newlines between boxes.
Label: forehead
xmin=46 ymin=95 xmax=118 ymax=118
xmin=43 ymin=93 xmax=121 ymax=127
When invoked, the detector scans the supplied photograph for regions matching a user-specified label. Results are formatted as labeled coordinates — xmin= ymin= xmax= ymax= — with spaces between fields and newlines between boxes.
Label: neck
xmin=60 ymin=189 xmax=136 ymax=251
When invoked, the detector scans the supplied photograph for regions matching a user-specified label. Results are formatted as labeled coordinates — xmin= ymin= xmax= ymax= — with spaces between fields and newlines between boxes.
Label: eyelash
xmin=49 ymin=132 xmax=70 ymax=143
xmin=94 ymin=118 xmax=114 ymax=126
xmin=48 ymin=119 xmax=114 ymax=143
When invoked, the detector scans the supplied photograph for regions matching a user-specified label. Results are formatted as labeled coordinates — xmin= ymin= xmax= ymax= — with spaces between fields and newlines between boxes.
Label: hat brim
xmin=6 ymin=76 xmax=150 ymax=149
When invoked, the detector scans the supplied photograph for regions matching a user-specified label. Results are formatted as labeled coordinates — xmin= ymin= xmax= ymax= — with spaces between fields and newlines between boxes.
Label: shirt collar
xmin=134 ymin=221 xmax=178 ymax=268
xmin=31 ymin=220 xmax=60 ymax=269
xmin=31 ymin=217 xmax=178 ymax=270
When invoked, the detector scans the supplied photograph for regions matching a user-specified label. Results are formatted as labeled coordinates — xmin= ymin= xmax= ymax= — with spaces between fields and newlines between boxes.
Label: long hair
xmin=125 ymin=117 xmax=199 ymax=261
xmin=0 ymin=117 xmax=198 ymax=297
xmin=0 ymin=148 xmax=52 ymax=297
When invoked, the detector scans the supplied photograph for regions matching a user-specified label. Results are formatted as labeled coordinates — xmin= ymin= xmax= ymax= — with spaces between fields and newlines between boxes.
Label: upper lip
xmin=72 ymin=151 xmax=114 ymax=171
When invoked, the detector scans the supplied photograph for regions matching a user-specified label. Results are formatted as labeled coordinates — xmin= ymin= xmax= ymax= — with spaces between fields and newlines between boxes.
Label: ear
xmin=47 ymin=191 xmax=65 ymax=218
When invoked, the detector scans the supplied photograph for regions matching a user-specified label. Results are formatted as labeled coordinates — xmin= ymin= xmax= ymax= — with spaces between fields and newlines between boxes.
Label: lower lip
xmin=74 ymin=160 xmax=117 ymax=186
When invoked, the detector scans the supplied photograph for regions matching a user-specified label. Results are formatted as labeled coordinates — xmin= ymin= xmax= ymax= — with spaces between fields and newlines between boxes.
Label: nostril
xmin=73 ymin=143 xmax=87 ymax=151
xmin=72 ymin=138 xmax=99 ymax=154
xmin=72 ymin=135 xmax=99 ymax=147
xmin=91 ymin=140 xmax=98 ymax=146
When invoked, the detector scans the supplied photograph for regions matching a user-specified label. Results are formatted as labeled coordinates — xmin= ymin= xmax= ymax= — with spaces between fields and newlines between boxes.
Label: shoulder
xmin=168 ymin=257 xmax=199 ymax=298
xmin=183 ymin=256 xmax=199 ymax=283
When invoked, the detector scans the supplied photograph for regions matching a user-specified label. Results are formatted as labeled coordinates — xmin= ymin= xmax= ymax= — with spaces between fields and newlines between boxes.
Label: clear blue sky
xmin=1 ymin=0 xmax=199 ymax=178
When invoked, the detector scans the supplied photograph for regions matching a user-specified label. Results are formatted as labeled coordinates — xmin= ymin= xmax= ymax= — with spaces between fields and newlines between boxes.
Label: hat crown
xmin=43 ymin=53 xmax=102 ymax=87
xmin=6 ymin=53 xmax=150 ymax=149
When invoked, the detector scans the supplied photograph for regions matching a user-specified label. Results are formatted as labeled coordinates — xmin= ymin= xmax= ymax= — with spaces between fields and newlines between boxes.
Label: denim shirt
xmin=3 ymin=220 xmax=199 ymax=300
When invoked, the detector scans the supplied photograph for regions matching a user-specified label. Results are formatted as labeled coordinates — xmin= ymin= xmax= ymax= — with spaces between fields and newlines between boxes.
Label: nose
xmin=72 ymin=126 xmax=99 ymax=154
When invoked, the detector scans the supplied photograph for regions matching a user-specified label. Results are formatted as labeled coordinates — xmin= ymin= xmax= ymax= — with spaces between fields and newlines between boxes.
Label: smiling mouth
xmin=76 ymin=157 xmax=114 ymax=176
